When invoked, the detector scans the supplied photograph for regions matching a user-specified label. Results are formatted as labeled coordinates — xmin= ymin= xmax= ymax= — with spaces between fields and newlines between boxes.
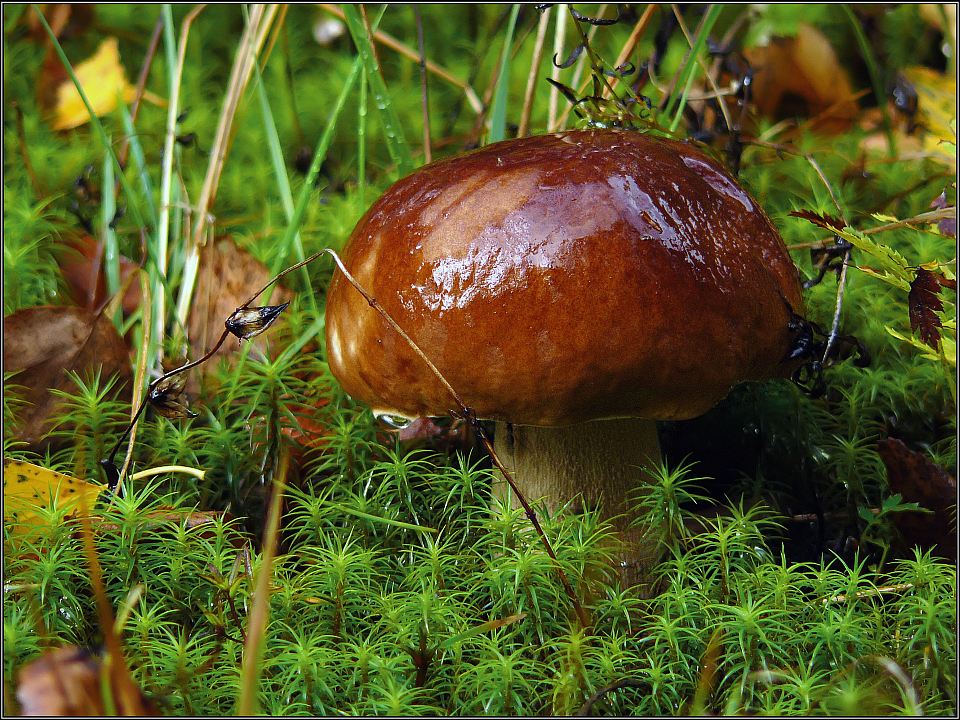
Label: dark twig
xmin=116 ymin=14 xmax=163 ymax=175
xmin=102 ymin=250 xmax=321 ymax=488
xmin=326 ymin=248 xmax=590 ymax=630
xmin=577 ymin=679 xmax=646 ymax=716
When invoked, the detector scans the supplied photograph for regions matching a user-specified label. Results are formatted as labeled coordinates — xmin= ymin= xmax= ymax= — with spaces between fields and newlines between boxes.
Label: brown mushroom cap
xmin=325 ymin=129 xmax=803 ymax=426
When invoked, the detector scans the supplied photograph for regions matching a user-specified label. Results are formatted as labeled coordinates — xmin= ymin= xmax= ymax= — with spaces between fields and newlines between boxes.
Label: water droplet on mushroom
xmin=374 ymin=412 xmax=414 ymax=430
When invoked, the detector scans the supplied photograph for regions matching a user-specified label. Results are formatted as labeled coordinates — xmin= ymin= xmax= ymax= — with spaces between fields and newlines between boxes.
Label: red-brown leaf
xmin=877 ymin=437 xmax=957 ymax=560
xmin=3 ymin=306 xmax=131 ymax=446
xmin=59 ymin=234 xmax=141 ymax=314
xmin=188 ymin=237 xmax=293 ymax=384
xmin=16 ymin=645 xmax=157 ymax=716
xmin=908 ymin=267 xmax=951 ymax=346
xmin=789 ymin=209 xmax=845 ymax=232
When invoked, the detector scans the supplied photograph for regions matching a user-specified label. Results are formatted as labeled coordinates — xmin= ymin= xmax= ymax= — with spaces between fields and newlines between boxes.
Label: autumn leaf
xmin=745 ymin=23 xmax=859 ymax=133
xmin=15 ymin=645 xmax=157 ymax=716
xmin=908 ymin=267 xmax=953 ymax=346
xmin=877 ymin=437 xmax=957 ymax=560
xmin=187 ymin=237 xmax=293 ymax=388
xmin=2 ymin=306 xmax=131 ymax=445
xmin=51 ymin=38 xmax=135 ymax=131
xmin=3 ymin=459 xmax=106 ymax=529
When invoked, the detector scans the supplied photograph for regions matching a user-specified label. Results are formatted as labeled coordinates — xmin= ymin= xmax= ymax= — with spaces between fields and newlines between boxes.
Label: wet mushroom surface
xmin=325 ymin=128 xmax=805 ymax=582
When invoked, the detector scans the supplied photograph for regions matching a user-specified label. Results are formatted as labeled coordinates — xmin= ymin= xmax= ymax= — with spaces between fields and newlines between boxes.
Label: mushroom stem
xmin=494 ymin=418 xmax=662 ymax=589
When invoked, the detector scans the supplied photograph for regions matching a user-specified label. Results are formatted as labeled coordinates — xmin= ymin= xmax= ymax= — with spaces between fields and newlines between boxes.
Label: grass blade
xmin=343 ymin=4 xmax=413 ymax=176
xmin=250 ymin=37 xmax=318 ymax=317
xmin=665 ymin=5 xmax=723 ymax=133
xmin=488 ymin=4 xmax=521 ymax=143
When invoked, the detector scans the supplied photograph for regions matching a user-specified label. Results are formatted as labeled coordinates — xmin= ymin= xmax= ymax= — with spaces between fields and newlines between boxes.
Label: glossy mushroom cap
xmin=325 ymin=129 xmax=803 ymax=426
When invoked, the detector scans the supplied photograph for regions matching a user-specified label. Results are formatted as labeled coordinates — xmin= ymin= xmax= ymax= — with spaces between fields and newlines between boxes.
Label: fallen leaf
xmin=877 ymin=437 xmax=957 ymax=560
xmin=50 ymin=38 xmax=135 ymax=131
xmin=187 ymin=237 xmax=293 ymax=381
xmin=2 ymin=305 xmax=131 ymax=445
xmin=745 ymin=23 xmax=859 ymax=134
xmin=929 ymin=190 xmax=956 ymax=237
xmin=58 ymin=234 xmax=141 ymax=314
xmin=908 ymin=267 xmax=953 ymax=347
xmin=15 ymin=645 xmax=157 ymax=716
xmin=3 ymin=459 xmax=106 ymax=529
xmin=25 ymin=4 xmax=94 ymax=43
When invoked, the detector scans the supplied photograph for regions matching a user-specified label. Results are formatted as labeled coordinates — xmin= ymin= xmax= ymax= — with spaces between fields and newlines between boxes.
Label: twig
xmin=821 ymin=248 xmax=851 ymax=365
xmin=178 ymin=4 xmax=279 ymax=332
xmin=102 ymin=249 xmax=321 ymax=487
xmin=118 ymin=272 xmax=152 ymax=488
xmin=414 ymin=6 xmax=431 ymax=164
xmin=600 ymin=4 xmax=658 ymax=100
xmin=325 ymin=249 xmax=590 ymax=629
xmin=799 ymin=154 xmax=851 ymax=367
xmin=819 ymin=583 xmax=914 ymax=606
xmin=788 ymin=206 xmax=957 ymax=251
xmin=238 ymin=448 xmax=289 ymax=715
xmin=519 ymin=5 xmax=551 ymax=137
xmin=577 ymin=679 xmax=646 ymax=716
xmin=116 ymin=14 xmax=163 ymax=175
xmin=318 ymin=3 xmax=482 ymax=114
xmin=864 ymin=206 xmax=957 ymax=235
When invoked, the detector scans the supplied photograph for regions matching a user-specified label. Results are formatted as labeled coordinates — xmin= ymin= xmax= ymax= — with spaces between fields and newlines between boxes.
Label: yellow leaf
xmin=52 ymin=37 xmax=134 ymax=131
xmin=3 ymin=459 xmax=106 ymax=528
xmin=902 ymin=65 xmax=957 ymax=169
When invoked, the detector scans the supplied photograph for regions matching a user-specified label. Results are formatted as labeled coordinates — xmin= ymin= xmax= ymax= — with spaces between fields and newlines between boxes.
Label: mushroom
xmin=324 ymin=129 xmax=803 ymax=583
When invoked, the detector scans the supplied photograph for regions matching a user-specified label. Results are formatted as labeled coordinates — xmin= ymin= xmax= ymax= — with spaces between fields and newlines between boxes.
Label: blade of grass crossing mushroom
xmin=488 ymin=4 xmax=521 ymax=143
xmin=343 ymin=4 xmax=413 ymax=176
xmin=325 ymin=248 xmax=589 ymax=629
xmin=31 ymin=5 xmax=148 ymax=234
xmin=665 ymin=4 xmax=723 ymax=133
xmin=548 ymin=4 xmax=569 ymax=132
xmin=358 ymin=71 xmax=368 ymax=205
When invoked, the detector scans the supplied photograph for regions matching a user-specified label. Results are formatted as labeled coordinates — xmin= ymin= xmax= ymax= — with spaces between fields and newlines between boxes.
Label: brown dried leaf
xmin=3 ymin=306 xmax=131 ymax=446
xmin=59 ymin=234 xmax=141 ymax=314
xmin=188 ymin=237 xmax=293 ymax=374
xmin=25 ymin=4 xmax=94 ymax=43
xmin=745 ymin=23 xmax=859 ymax=134
xmin=15 ymin=645 xmax=157 ymax=716
xmin=908 ymin=267 xmax=951 ymax=346
xmin=877 ymin=437 xmax=957 ymax=560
